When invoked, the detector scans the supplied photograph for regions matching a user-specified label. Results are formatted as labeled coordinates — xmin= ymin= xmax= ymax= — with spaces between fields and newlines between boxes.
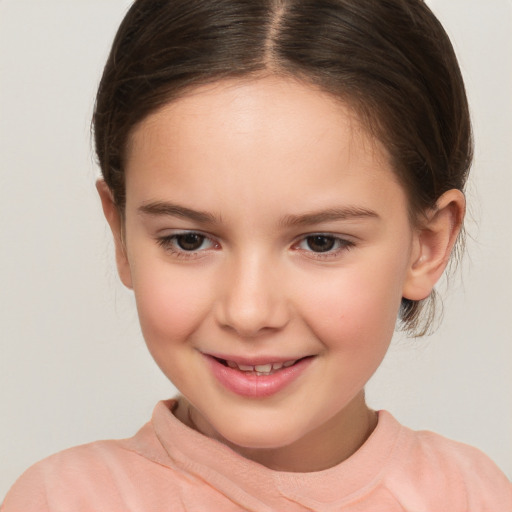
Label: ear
xmin=96 ymin=179 xmax=133 ymax=289
xmin=402 ymin=189 xmax=465 ymax=301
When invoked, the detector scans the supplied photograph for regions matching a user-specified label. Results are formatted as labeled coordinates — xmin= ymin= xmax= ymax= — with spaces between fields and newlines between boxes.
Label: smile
xmin=224 ymin=359 xmax=297 ymax=375
xmin=204 ymin=354 xmax=314 ymax=398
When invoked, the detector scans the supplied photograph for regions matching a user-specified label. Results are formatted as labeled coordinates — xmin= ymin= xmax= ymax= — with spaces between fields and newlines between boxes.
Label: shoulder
xmin=1 ymin=421 xmax=180 ymax=511
xmin=380 ymin=412 xmax=512 ymax=510
xmin=2 ymin=439 xmax=136 ymax=510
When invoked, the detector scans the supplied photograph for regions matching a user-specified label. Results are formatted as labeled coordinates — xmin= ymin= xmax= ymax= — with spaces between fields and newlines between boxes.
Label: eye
xmin=174 ymin=233 xmax=208 ymax=251
xmin=304 ymin=235 xmax=337 ymax=253
xmin=295 ymin=234 xmax=354 ymax=257
xmin=156 ymin=231 xmax=218 ymax=256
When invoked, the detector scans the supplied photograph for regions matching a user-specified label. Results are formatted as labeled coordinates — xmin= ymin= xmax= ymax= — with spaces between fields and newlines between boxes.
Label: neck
xmin=176 ymin=391 xmax=378 ymax=473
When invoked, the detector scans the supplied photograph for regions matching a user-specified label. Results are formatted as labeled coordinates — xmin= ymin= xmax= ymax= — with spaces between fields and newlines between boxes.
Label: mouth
xmin=213 ymin=356 xmax=306 ymax=376
xmin=204 ymin=354 xmax=315 ymax=398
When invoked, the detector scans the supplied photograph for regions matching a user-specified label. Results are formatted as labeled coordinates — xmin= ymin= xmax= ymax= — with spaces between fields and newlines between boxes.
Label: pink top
xmin=3 ymin=399 xmax=511 ymax=511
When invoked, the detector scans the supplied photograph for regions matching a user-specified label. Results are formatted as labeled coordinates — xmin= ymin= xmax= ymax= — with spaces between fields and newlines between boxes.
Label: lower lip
xmin=204 ymin=355 xmax=313 ymax=398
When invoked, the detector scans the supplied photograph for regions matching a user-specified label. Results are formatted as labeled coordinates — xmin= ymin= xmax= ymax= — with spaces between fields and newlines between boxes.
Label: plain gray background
xmin=1 ymin=0 xmax=511 ymax=497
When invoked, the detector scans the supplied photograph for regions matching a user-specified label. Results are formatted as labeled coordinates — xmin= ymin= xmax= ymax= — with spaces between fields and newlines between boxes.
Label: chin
xmin=214 ymin=417 xmax=305 ymax=451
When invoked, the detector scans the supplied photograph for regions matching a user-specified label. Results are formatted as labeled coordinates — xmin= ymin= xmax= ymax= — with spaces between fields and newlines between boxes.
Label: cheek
xmin=297 ymin=257 xmax=406 ymax=352
xmin=131 ymin=262 xmax=213 ymax=345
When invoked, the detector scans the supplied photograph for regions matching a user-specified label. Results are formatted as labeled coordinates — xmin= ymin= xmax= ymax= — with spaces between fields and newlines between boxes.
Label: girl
xmin=2 ymin=0 xmax=511 ymax=510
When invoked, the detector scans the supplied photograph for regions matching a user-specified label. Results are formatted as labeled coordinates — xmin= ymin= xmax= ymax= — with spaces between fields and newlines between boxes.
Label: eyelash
xmin=293 ymin=234 xmax=355 ymax=260
xmin=156 ymin=232 xmax=219 ymax=260
xmin=156 ymin=231 xmax=355 ymax=260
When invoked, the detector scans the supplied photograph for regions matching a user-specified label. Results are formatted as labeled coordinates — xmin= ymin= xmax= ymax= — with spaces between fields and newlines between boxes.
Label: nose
xmin=215 ymin=252 xmax=290 ymax=337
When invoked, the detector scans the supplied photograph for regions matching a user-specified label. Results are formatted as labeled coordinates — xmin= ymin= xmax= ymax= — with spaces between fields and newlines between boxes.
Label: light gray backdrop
xmin=1 ymin=0 xmax=511 ymax=497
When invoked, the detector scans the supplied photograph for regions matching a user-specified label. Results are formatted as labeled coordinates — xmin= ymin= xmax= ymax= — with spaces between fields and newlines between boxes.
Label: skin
xmin=98 ymin=76 xmax=464 ymax=472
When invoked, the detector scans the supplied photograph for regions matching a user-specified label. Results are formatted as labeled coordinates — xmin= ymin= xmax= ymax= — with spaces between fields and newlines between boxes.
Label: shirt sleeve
xmin=2 ymin=463 xmax=50 ymax=512
xmin=463 ymin=447 xmax=512 ymax=511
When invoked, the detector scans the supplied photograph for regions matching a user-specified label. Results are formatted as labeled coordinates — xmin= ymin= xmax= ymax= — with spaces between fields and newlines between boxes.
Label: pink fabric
xmin=3 ymin=399 xmax=511 ymax=511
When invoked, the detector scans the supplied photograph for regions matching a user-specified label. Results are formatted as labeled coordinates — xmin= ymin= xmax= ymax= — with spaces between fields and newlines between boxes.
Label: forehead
xmin=124 ymin=76 xmax=406 ymax=218
xmin=127 ymin=76 xmax=387 ymax=165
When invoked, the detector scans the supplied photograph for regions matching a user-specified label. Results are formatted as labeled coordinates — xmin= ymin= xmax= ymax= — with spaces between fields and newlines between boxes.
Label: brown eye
xmin=175 ymin=233 xmax=206 ymax=251
xmin=305 ymin=235 xmax=336 ymax=253
xmin=156 ymin=231 xmax=218 ymax=258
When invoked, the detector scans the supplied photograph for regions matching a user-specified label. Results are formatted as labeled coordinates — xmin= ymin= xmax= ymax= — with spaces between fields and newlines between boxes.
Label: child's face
xmin=117 ymin=76 xmax=421 ymax=458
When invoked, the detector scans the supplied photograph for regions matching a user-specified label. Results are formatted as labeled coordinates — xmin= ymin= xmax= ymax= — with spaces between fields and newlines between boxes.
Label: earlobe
xmin=402 ymin=189 xmax=465 ymax=301
xmin=96 ymin=179 xmax=133 ymax=289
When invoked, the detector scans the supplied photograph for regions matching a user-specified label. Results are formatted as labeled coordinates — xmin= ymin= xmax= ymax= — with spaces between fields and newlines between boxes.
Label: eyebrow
xmin=138 ymin=201 xmax=220 ymax=224
xmin=138 ymin=201 xmax=379 ymax=226
xmin=279 ymin=207 xmax=379 ymax=227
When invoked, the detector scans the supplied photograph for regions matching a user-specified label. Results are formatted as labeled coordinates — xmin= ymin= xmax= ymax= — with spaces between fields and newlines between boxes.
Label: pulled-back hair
xmin=93 ymin=0 xmax=472 ymax=336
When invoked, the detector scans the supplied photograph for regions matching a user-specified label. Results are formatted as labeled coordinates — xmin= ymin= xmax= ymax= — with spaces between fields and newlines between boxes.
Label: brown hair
xmin=93 ymin=0 xmax=472 ymax=336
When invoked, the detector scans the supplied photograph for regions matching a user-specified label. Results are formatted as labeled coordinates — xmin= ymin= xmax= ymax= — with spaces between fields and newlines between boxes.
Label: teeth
xmin=224 ymin=359 xmax=298 ymax=372
xmin=254 ymin=364 xmax=272 ymax=373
